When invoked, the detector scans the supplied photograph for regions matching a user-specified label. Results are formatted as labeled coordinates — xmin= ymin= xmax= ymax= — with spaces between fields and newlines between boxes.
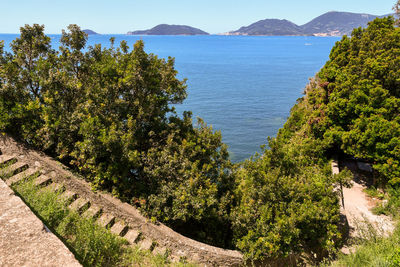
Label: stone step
xmin=138 ymin=238 xmax=155 ymax=251
xmin=59 ymin=190 xmax=78 ymax=204
xmin=69 ymin=197 xmax=90 ymax=214
xmin=97 ymin=213 xmax=115 ymax=228
xmin=82 ymin=205 xmax=102 ymax=219
xmin=124 ymin=229 xmax=141 ymax=244
xmin=110 ymin=221 xmax=129 ymax=237
xmin=34 ymin=175 xmax=52 ymax=187
xmin=0 ymin=155 xmax=16 ymax=166
xmin=6 ymin=168 xmax=39 ymax=186
xmin=0 ymin=162 xmax=28 ymax=178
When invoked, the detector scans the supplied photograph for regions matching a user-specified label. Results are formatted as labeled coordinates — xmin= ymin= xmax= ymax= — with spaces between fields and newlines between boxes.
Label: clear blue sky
xmin=0 ymin=0 xmax=396 ymax=34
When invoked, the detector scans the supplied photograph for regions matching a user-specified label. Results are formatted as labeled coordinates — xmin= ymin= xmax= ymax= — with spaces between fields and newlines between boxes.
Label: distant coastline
xmin=222 ymin=11 xmax=393 ymax=36
xmin=0 ymin=11 xmax=394 ymax=36
xmin=126 ymin=11 xmax=393 ymax=37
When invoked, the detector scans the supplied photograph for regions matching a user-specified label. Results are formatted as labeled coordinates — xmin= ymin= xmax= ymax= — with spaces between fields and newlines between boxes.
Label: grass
xmin=321 ymin=211 xmax=400 ymax=267
xmin=327 ymin=225 xmax=400 ymax=267
xmin=373 ymin=187 xmax=400 ymax=217
xmin=2 ymin=172 xmax=198 ymax=267
xmin=363 ymin=186 xmax=385 ymax=200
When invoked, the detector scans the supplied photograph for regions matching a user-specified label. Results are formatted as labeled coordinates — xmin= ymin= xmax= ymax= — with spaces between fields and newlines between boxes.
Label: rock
xmin=357 ymin=161 xmax=373 ymax=172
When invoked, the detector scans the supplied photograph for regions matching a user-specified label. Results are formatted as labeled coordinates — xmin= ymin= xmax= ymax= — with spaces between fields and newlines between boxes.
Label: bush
xmin=231 ymin=136 xmax=346 ymax=262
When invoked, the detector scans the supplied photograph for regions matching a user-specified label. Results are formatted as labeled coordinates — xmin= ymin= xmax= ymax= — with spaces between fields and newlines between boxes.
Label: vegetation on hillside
xmin=1 ymin=13 xmax=400 ymax=265
xmin=311 ymin=16 xmax=400 ymax=186
xmin=231 ymin=15 xmax=400 ymax=263
xmin=284 ymin=15 xmax=400 ymax=266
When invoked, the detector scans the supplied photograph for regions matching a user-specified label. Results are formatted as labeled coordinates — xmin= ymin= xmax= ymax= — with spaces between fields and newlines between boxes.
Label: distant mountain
xmin=83 ymin=29 xmax=98 ymax=35
xmin=229 ymin=19 xmax=303 ymax=36
xmin=301 ymin=11 xmax=378 ymax=36
xmin=127 ymin=24 xmax=209 ymax=35
xmin=379 ymin=13 xmax=396 ymax=18
xmin=226 ymin=11 xmax=394 ymax=36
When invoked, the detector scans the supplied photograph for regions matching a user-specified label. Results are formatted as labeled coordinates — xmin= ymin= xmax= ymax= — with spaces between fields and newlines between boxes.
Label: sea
xmin=0 ymin=34 xmax=340 ymax=162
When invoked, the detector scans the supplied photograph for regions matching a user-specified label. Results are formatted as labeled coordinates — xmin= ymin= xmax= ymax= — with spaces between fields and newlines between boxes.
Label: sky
xmin=0 ymin=0 xmax=397 ymax=34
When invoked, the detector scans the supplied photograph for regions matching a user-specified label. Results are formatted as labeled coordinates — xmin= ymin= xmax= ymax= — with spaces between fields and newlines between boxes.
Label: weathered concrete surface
xmin=0 ymin=179 xmax=81 ymax=267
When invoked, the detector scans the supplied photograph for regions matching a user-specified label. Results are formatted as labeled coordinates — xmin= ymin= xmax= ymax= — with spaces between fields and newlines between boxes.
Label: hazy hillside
xmin=127 ymin=24 xmax=209 ymax=35
xmin=82 ymin=29 xmax=98 ymax=35
xmin=301 ymin=11 xmax=378 ymax=36
xmin=227 ymin=11 xmax=392 ymax=36
xmin=229 ymin=19 xmax=303 ymax=36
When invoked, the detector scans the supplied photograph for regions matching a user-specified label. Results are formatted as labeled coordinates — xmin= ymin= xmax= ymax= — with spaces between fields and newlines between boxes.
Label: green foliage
xmin=7 ymin=19 xmax=399 ymax=263
xmin=142 ymin=118 xmax=235 ymax=247
xmin=228 ymin=78 xmax=350 ymax=260
xmin=231 ymin=134 xmax=343 ymax=262
xmin=274 ymin=16 xmax=400 ymax=265
xmin=0 ymin=24 xmax=53 ymax=142
xmin=226 ymin=17 xmax=400 ymax=262
xmin=233 ymin=166 xmax=339 ymax=259
xmin=57 ymin=213 xmax=128 ymax=267
xmin=363 ymin=186 xmax=385 ymax=200
xmin=373 ymin=186 xmax=400 ymax=216
xmin=13 ymin=175 xmax=68 ymax=226
xmin=306 ymin=17 xmax=400 ymax=186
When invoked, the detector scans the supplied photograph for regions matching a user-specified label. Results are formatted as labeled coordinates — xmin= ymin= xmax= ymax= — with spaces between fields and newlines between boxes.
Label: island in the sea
xmin=224 ymin=11 xmax=392 ymax=36
xmin=127 ymin=24 xmax=209 ymax=35
xmin=83 ymin=29 xmax=98 ymax=35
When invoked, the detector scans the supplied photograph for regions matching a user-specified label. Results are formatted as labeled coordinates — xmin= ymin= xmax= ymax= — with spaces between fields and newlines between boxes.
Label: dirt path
xmin=342 ymin=180 xmax=394 ymax=238
xmin=333 ymin=158 xmax=395 ymax=255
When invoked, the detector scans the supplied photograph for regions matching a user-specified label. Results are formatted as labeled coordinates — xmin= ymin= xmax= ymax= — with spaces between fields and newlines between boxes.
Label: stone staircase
xmin=0 ymin=135 xmax=244 ymax=266
xmin=0 ymin=154 xmax=166 ymax=257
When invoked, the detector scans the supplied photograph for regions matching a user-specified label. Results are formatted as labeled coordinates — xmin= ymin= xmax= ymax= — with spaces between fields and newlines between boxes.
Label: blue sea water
xmin=0 ymin=34 xmax=340 ymax=162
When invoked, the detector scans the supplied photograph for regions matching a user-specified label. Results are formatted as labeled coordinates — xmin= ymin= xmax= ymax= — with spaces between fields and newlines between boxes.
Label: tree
xmin=40 ymin=24 xmax=88 ymax=156
xmin=394 ymin=0 xmax=400 ymax=18
xmin=0 ymin=24 xmax=54 ymax=144
xmin=0 ymin=24 xmax=235 ymax=248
